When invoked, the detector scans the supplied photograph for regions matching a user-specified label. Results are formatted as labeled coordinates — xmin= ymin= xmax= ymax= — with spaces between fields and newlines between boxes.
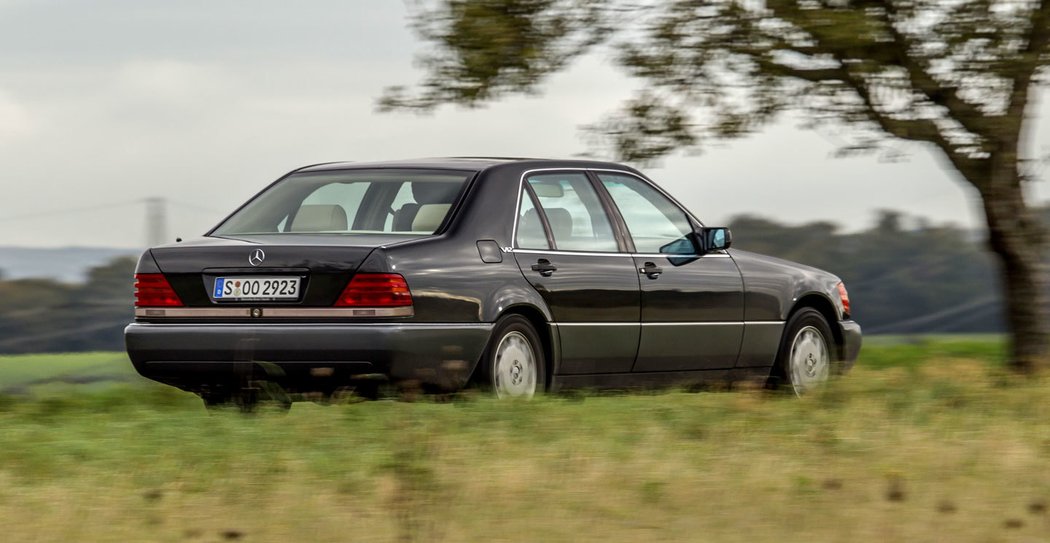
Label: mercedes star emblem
xmin=248 ymin=249 xmax=266 ymax=267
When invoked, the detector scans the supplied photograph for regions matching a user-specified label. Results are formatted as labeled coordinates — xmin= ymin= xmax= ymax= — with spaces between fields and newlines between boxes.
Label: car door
xmin=595 ymin=172 xmax=745 ymax=372
xmin=512 ymin=171 xmax=641 ymax=375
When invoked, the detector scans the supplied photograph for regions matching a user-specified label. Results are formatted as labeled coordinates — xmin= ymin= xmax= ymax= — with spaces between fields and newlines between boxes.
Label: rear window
xmin=212 ymin=169 xmax=473 ymax=236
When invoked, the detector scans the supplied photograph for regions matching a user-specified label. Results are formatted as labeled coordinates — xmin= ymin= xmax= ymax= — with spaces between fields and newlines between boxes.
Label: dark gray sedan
xmin=125 ymin=158 xmax=860 ymax=408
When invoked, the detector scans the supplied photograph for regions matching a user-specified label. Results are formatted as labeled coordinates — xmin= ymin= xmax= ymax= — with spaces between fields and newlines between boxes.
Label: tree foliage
xmin=730 ymin=211 xmax=1004 ymax=333
xmin=382 ymin=0 xmax=1049 ymax=163
xmin=0 ymin=257 xmax=135 ymax=354
xmin=381 ymin=0 xmax=1050 ymax=370
xmin=0 ymin=218 xmax=1013 ymax=354
xmin=379 ymin=1 xmax=606 ymax=110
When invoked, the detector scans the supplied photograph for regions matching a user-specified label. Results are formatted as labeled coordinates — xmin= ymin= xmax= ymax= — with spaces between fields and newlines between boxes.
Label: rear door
xmin=512 ymin=171 xmax=641 ymax=375
xmin=595 ymin=172 xmax=745 ymax=372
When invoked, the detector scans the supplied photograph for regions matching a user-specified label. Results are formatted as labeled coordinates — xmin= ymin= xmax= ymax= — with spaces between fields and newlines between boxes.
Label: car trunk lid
xmin=149 ymin=234 xmax=419 ymax=307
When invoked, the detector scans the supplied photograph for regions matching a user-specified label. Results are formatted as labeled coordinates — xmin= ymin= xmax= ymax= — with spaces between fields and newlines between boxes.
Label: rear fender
xmin=135 ymin=250 xmax=162 ymax=274
xmin=482 ymin=285 xmax=553 ymax=323
xmin=477 ymin=287 xmax=558 ymax=383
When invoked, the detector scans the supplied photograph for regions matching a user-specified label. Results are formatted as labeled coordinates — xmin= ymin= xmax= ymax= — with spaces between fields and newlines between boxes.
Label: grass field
xmin=0 ymin=351 xmax=139 ymax=395
xmin=1 ymin=337 xmax=1049 ymax=542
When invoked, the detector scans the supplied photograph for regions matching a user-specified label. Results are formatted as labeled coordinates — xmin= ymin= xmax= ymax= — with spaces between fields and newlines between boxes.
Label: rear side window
xmin=522 ymin=173 xmax=619 ymax=252
xmin=516 ymin=190 xmax=550 ymax=250
xmin=212 ymin=169 xmax=472 ymax=236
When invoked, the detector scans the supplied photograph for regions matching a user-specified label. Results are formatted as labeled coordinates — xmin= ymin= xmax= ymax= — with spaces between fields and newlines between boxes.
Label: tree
xmin=727 ymin=210 xmax=1004 ymax=334
xmin=379 ymin=0 xmax=1050 ymax=372
xmin=0 ymin=257 xmax=135 ymax=354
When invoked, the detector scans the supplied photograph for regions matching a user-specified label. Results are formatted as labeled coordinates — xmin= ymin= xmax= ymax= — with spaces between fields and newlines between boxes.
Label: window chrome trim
xmin=135 ymin=307 xmax=414 ymax=318
xmin=510 ymin=248 xmax=730 ymax=259
xmin=511 ymin=166 xmax=708 ymax=257
xmin=512 ymin=249 xmax=633 ymax=258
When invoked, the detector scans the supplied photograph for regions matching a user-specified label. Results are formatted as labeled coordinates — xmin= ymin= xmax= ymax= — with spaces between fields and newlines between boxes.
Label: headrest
xmin=544 ymin=207 xmax=573 ymax=238
xmin=412 ymin=182 xmax=461 ymax=205
xmin=290 ymin=204 xmax=348 ymax=232
xmin=411 ymin=203 xmax=452 ymax=232
xmin=517 ymin=208 xmax=549 ymax=249
xmin=530 ymin=180 xmax=564 ymax=198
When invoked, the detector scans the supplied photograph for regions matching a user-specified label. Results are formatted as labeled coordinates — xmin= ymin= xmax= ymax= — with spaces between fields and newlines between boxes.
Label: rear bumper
xmin=838 ymin=319 xmax=862 ymax=372
xmin=124 ymin=322 xmax=493 ymax=393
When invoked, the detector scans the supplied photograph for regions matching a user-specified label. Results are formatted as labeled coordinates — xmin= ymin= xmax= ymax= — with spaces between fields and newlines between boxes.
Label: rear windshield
xmin=211 ymin=169 xmax=473 ymax=237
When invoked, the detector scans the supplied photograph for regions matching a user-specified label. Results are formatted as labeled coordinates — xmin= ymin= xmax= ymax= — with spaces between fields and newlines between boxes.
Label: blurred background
xmin=3 ymin=2 xmax=1050 ymax=542
xmin=0 ymin=0 xmax=1037 ymax=354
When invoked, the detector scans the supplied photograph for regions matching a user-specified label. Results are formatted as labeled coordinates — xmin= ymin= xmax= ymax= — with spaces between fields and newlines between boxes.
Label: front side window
xmin=598 ymin=173 xmax=695 ymax=254
xmin=212 ymin=169 xmax=471 ymax=236
xmin=524 ymin=173 xmax=619 ymax=252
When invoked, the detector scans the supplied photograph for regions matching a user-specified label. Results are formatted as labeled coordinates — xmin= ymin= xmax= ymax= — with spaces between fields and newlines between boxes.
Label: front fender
xmin=732 ymin=250 xmax=846 ymax=322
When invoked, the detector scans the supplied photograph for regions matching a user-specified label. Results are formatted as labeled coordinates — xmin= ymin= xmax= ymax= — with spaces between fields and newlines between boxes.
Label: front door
xmin=596 ymin=172 xmax=745 ymax=372
xmin=512 ymin=172 xmax=641 ymax=375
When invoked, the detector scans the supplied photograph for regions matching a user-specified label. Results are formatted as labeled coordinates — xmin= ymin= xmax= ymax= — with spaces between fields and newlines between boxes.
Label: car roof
xmin=295 ymin=157 xmax=638 ymax=174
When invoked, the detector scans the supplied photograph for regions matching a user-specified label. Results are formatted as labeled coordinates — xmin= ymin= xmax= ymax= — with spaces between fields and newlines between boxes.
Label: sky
xmin=0 ymin=0 xmax=1047 ymax=249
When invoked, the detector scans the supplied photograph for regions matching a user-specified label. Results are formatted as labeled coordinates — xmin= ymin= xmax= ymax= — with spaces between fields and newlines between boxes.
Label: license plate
xmin=213 ymin=277 xmax=300 ymax=300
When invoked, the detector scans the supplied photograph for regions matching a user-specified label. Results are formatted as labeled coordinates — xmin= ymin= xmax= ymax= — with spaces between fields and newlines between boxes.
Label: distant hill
xmin=0 ymin=246 xmax=139 ymax=283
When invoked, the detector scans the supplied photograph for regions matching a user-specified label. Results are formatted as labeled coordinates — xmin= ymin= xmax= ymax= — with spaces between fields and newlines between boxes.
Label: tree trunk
xmin=979 ymin=161 xmax=1048 ymax=373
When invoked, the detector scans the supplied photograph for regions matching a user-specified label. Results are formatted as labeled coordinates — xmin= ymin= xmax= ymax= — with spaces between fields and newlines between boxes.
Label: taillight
xmin=134 ymin=273 xmax=183 ymax=307
xmin=335 ymin=273 xmax=413 ymax=307
xmin=837 ymin=282 xmax=850 ymax=317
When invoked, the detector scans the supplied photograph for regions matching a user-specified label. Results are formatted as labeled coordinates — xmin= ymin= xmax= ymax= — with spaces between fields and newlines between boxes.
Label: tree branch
xmin=764 ymin=0 xmax=988 ymax=186
xmin=1006 ymin=0 xmax=1050 ymax=126
xmin=755 ymin=60 xmax=848 ymax=83
xmin=880 ymin=3 xmax=988 ymax=137
xmin=849 ymin=66 xmax=990 ymax=185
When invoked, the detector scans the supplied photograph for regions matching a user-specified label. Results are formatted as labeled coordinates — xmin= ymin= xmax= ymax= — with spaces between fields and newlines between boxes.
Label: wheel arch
xmin=788 ymin=293 xmax=844 ymax=358
xmin=474 ymin=304 xmax=557 ymax=390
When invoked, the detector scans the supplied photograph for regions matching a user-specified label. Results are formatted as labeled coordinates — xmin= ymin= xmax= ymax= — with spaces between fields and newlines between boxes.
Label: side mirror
xmin=698 ymin=227 xmax=732 ymax=253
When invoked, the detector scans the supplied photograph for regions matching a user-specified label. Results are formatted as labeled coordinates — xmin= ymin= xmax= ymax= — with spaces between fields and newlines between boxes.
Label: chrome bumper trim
xmin=135 ymin=306 xmax=414 ymax=318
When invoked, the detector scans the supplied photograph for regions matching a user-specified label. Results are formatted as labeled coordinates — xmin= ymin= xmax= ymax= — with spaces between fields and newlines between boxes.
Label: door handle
xmin=639 ymin=262 xmax=663 ymax=279
xmin=531 ymin=258 xmax=557 ymax=277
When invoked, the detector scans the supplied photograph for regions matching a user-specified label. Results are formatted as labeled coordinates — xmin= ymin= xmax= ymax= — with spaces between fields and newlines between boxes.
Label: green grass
xmin=1 ymin=336 xmax=1049 ymax=542
xmin=860 ymin=334 xmax=1007 ymax=369
xmin=0 ymin=351 xmax=141 ymax=395
xmin=0 ymin=334 xmax=1010 ymax=394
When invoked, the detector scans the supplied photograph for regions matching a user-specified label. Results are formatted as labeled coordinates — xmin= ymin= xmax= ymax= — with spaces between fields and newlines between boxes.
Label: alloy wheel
xmin=493 ymin=330 xmax=538 ymax=398
xmin=788 ymin=325 xmax=830 ymax=395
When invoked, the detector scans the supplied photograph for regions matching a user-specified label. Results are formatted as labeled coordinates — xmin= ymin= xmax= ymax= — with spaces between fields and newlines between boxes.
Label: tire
xmin=481 ymin=315 xmax=546 ymax=399
xmin=772 ymin=307 xmax=836 ymax=396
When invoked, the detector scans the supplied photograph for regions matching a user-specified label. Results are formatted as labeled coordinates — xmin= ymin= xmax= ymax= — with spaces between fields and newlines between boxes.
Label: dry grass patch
xmin=1 ymin=349 xmax=1049 ymax=541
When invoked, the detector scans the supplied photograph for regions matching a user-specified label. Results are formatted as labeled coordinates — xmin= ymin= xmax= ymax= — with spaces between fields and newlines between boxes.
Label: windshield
xmin=211 ymin=169 xmax=473 ymax=237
